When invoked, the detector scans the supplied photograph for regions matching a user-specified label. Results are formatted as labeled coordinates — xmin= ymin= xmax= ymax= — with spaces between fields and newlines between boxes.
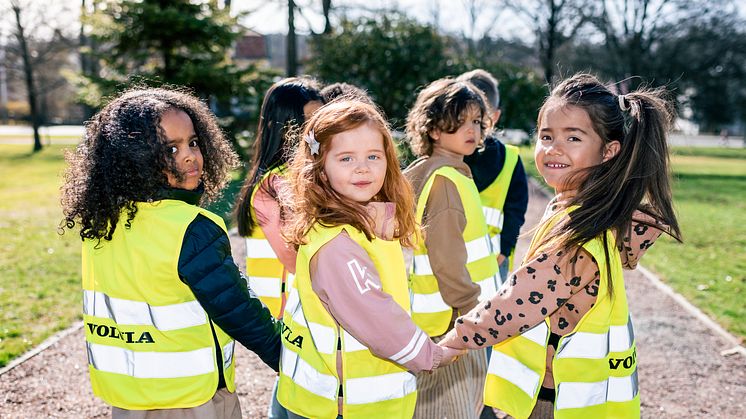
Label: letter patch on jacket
xmin=347 ymin=259 xmax=381 ymax=295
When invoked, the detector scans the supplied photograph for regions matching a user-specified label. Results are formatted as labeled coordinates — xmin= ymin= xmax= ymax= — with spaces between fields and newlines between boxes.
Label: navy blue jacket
xmin=160 ymin=187 xmax=281 ymax=386
xmin=464 ymin=135 xmax=529 ymax=257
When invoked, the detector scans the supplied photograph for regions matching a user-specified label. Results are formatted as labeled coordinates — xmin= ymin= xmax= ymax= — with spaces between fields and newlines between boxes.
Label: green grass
xmin=0 ymin=145 xmax=82 ymax=367
xmin=0 ymin=145 xmax=243 ymax=367
xmin=519 ymin=146 xmax=746 ymax=339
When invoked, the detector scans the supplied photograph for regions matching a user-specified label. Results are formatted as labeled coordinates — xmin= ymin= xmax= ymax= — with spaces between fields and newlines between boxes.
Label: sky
xmin=2 ymin=0 xmax=530 ymax=42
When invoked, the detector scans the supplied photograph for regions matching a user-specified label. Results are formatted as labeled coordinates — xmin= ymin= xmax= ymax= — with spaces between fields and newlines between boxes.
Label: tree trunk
xmin=12 ymin=2 xmax=42 ymax=152
xmin=287 ymin=0 xmax=297 ymax=76
xmin=322 ymin=0 xmax=332 ymax=34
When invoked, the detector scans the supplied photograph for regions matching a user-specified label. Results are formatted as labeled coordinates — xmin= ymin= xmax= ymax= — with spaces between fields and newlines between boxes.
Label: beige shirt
xmin=404 ymin=149 xmax=483 ymax=332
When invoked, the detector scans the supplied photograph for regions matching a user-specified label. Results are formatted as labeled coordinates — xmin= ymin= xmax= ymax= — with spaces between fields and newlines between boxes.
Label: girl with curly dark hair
xmin=60 ymin=87 xmax=281 ymax=418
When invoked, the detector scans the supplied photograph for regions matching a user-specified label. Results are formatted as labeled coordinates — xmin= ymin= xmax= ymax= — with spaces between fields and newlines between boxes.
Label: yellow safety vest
xmin=479 ymin=144 xmax=520 ymax=271
xmin=277 ymin=224 xmax=417 ymax=419
xmin=485 ymin=208 xmax=639 ymax=419
xmin=246 ymin=166 xmax=291 ymax=318
xmin=82 ymin=200 xmax=236 ymax=410
xmin=411 ymin=166 xmax=500 ymax=336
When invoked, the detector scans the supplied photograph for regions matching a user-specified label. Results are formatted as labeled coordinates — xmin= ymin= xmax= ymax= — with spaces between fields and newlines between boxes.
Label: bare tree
xmin=287 ymin=0 xmax=297 ymax=76
xmin=322 ymin=0 xmax=333 ymax=34
xmin=10 ymin=0 xmax=42 ymax=152
xmin=507 ymin=0 xmax=589 ymax=83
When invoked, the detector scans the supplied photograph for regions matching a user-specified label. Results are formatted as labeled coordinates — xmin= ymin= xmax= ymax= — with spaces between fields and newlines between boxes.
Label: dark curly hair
xmin=61 ymin=87 xmax=239 ymax=242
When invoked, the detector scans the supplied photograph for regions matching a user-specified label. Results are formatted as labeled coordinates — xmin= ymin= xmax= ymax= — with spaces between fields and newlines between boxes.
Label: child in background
xmin=277 ymin=100 xmax=464 ymax=419
xmin=234 ymin=77 xmax=323 ymax=319
xmin=404 ymin=78 xmax=500 ymax=419
xmin=459 ymin=69 xmax=528 ymax=284
xmin=320 ymin=82 xmax=374 ymax=105
xmin=440 ymin=73 xmax=681 ymax=418
xmin=60 ymin=88 xmax=281 ymax=418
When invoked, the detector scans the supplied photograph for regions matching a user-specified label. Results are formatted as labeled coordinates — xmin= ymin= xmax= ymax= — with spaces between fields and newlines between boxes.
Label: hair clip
xmin=305 ymin=130 xmax=320 ymax=155
xmin=618 ymin=94 xmax=630 ymax=112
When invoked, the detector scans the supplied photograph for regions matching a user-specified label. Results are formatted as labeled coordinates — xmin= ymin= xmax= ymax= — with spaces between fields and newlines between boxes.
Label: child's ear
xmin=602 ymin=140 xmax=621 ymax=162
xmin=429 ymin=129 xmax=441 ymax=141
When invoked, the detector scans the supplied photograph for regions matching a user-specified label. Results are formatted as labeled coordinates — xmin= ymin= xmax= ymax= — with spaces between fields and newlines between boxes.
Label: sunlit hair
xmin=405 ymin=78 xmax=489 ymax=156
xmin=282 ymin=100 xmax=416 ymax=247
xmin=234 ymin=76 xmax=322 ymax=237
xmin=530 ymin=73 xmax=682 ymax=294
xmin=61 ymin=87 xmax=239 ymax=242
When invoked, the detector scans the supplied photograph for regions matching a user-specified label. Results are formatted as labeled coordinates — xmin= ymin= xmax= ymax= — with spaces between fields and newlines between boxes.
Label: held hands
xmin=365 ymin=202 xmax=399 ymax=241
xmin=497 ymin=253 xmax=507 ymax=265
xmin=437 ymin=342 xmax=467 ymax=368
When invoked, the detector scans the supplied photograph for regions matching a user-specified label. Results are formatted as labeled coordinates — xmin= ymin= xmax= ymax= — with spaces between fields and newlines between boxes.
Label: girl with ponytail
xmin=439 ymin=73 xmax=681 ymax=419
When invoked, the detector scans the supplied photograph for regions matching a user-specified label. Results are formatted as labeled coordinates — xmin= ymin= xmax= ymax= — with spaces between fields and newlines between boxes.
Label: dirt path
xmin=2 ymin=181 xmax=745 ymax=418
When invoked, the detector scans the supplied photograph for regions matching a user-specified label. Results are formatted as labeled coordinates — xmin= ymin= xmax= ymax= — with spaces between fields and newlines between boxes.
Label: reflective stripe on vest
xmin=82 ymin=200 xmax=236 ymax=410
xmin=86 ymin=340 xmax=235 ymax=379
xmin=410 ymin=167 xmax=500 ymax=336
xmin=83 ymin=290 xmax=207 ymax=331
xmin=484 ymin=207 xmax=639 ymax=419
xmin=246 ymin=167 xmax=288 ymax=318
xmin=278 ymin=224 xmax=417 ymax=419
xmin=479 ymin=144 xmax=520 ymax=267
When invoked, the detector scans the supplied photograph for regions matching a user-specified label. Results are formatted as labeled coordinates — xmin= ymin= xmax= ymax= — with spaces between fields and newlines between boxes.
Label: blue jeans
xmin=267 ymin=377 xmax=288 ymax=419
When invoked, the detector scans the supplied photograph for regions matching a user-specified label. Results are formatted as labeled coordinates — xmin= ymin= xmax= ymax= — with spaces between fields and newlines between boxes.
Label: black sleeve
xmin=500 ymin=157 xmax=529 ymax=257
xmin=178 ymin=214 xmax=281 ymax=372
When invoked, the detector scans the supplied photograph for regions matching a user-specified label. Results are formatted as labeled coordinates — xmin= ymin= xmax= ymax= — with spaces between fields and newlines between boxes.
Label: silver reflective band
xmin=281 ymin=347 xmax=337 ymax=400
xmin=483 ymin=207 xmax=504 ymax=230
xmin=345 ymin=372 xmax=417 ymax=405
xmin=488 ymin=350 xmax=541 ymax=398
xmin=308 ymin=320 xmax=336 ymax=355
xmin=477 ymin=275 xmax=499 ymax=301
xmin=223 ymin=341 xmax=235 ymax=370
xmin=557 ymin=317 xmax=635 ymax=359
xmin=86 ymin=342 xmax=215 ymax=378
xmin=389 ymin=329 xmax=428 ymax=365
xmin=248 ymin=276 xmax=282 ymax=298
xmin=609 ymin=317 xmax=635 ymax=352
xmin=555 ymin=371 xmax=638 ymax=410
xmin=246 ymin=238 xmax=278 ymax=259
xmin=521 ymin=322 xmax=549 ymax=347
xmin=413 ymin=235 xmax=494 ymax=276
xmin=410 ymin=290 xmax=450 ymax=314
xmin=83 ymin=290 xmax=207 ymax=331
xmin=490 ymin=234 xmax=501 ymax=257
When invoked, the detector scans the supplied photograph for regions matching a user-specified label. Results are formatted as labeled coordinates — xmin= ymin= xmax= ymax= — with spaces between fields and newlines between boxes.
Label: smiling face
xmin=431 ymin=105 xmax=482 ymax=157
xmin=161 ymin=108 xmax=203 ymax=191
xmin=322 ymin=122 xmax=387 ymax=204
xmin=535 ymin=104 xmax=620 ymax=192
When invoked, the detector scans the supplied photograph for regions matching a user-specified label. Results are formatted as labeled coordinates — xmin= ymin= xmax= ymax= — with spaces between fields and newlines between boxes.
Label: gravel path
xmin=2 ymin=181 xmax=745 ymax=418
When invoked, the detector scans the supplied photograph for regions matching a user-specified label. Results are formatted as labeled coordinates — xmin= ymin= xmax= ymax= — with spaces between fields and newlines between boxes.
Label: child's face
xmin=322 ymin=122 xmax=387 ymax=204
xmin=161 ymin=109 xmax=203 ymax=191
xmin=430 ymin=106 xmax=482 ymax=157
xmin=535 ymin=104 xmax=619 ymax=193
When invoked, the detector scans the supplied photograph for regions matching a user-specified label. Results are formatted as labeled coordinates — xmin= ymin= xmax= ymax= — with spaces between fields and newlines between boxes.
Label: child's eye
xmin=368 ymin=154 xmax=381 ymax=161
xmin=189 ymin=139 xmax=199 ymax=147
xmin=539 ymin=135 xmax=551 ymax=142
xmin=340 ymin=156 xmax=352 ymax=162
xmin=169 ymin=146 xmax=178 ymax=154
xmin=567 ymin=136 xmax=581 ymax=142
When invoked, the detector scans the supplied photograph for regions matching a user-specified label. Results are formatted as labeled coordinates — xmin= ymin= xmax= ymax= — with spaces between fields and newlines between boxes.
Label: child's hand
xmin=438 ymin=344 xmax=467 ymax=368
xmin=366 ymin=202 xmax=399 ymax=241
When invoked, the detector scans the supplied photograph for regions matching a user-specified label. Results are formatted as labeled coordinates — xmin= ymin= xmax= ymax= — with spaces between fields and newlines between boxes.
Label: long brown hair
xmin=531 ymin=74 xmax=682 ymax=292
xmin=282 ymin=100 xmax=416 ymax=247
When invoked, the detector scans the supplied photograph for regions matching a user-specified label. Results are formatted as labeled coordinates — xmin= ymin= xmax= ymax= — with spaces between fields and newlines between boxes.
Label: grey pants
xmin=111 ymin=388 xmax=241 ymax=419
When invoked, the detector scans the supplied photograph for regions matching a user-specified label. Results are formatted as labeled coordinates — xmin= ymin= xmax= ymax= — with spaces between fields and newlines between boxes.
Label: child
xmin=403 ymin=78 xmax=501 ymax=419
xmin=60 ymin=88 xmax=281 ymax=418
xmin=320 ymin=81 xmax=374 ymax=105
xmin=439 ymin=73 xmax=682 ymax=418
xmin=459 ymin=69 xmax=529 ymax=284
xmin=276 ymin=100 xmax=464 ymax=419
xmin=235 ymin=77 xmax=323 ymax=319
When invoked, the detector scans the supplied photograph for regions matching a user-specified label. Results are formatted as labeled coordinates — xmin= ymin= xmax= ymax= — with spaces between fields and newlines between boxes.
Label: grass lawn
xmin=0 ymin=144 xmax=243 ymax=367
xmin=519 ymin=145 xmax=746 ymax=339
xmin=0 ymin=144 xmax=82 ymax=367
